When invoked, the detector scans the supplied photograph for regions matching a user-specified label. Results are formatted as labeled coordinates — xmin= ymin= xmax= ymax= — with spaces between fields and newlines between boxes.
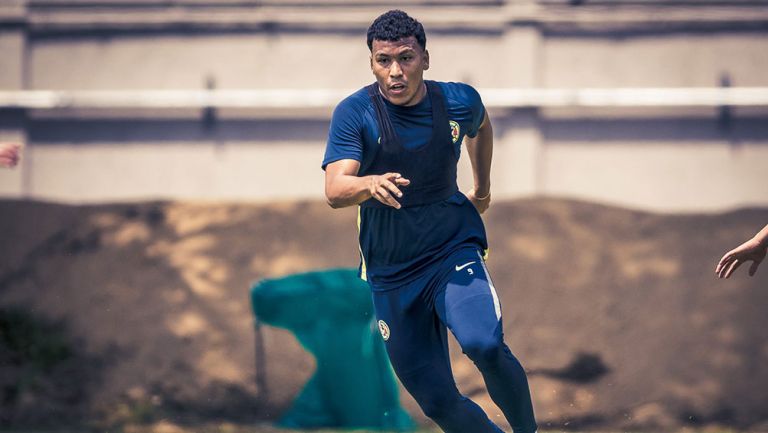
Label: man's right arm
xmin=324 ymin=159 xmax=410 ymax=209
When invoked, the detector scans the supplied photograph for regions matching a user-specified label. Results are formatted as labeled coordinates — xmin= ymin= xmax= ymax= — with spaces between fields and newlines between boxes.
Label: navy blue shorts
xmin=372 ymin=246 xmax=501 ymax=374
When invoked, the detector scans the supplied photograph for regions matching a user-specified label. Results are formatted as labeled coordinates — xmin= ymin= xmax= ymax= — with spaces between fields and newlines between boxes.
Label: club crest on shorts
xmin=449 ymin=120 xmax=460 ymax=144
xmin=378 ymin=320 xmax=390 ymax=341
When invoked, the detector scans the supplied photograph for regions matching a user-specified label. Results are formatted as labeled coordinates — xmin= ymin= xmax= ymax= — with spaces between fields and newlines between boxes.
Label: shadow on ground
xmin=1 ymin=198 xmax=767 ymax=431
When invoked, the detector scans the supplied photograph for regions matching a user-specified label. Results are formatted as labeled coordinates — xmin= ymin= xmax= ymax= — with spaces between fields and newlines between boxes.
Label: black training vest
xmin=360 ymin=80 xmax=459 ymax=208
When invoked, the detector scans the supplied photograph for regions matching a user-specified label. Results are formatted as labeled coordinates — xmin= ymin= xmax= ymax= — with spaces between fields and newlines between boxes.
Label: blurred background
xmin=1 ymin=0 xmax=767 ymax=432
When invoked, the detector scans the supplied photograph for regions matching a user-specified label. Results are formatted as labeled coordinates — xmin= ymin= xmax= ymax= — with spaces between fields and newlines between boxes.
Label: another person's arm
xmin=464 ymin=111 xmax=493 ymax=214
xmin=324 ymin=159 xmax=410 ymax=209
xmin=716 ymin=224 xmax=768 ymax=278
xmin=0 ymin=143 xmax=21 ymax=168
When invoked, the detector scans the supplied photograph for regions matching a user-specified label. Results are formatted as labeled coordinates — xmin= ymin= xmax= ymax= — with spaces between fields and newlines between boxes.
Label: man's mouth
xmin=389 ymin=83 xmax=407 ymax=93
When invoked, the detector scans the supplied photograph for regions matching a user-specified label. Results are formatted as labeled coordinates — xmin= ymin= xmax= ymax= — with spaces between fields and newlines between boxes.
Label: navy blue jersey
xmin=322 ymin=81 xmax=485 ymax=171
xmin=323 ymin=81 xmax=488 ymax=290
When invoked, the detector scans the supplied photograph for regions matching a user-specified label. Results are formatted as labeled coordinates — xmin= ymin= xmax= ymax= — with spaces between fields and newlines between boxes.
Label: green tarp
xmin=251 ymin=268 xmax=414 ymax=431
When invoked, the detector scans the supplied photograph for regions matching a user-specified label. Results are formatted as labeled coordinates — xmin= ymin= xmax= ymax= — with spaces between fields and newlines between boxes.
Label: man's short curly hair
xmin=367 ymin=10 xmax=426 ymax=52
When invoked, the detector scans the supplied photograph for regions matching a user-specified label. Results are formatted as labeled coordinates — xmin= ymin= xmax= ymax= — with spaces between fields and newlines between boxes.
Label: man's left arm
xmin=464 ymin=111 xmax=492 ymax=214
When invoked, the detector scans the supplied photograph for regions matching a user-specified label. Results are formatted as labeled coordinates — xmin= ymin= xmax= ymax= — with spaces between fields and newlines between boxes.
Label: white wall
xmin=2 ymin=6 xmax=768 ymax=211
xmin=542 ymin=34 xmax=768 ymax=88
xmin=13 ymin=140 xmax=325 ymax=203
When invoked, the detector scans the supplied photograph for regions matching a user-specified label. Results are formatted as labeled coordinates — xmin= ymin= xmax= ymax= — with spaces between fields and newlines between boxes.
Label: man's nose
xmin=389 ymin=61 xmax=403 ymax=78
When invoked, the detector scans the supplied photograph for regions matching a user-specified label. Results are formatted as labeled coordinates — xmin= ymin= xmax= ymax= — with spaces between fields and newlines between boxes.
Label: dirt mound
xmin=0 ymin=198 xmax=766 ymax=430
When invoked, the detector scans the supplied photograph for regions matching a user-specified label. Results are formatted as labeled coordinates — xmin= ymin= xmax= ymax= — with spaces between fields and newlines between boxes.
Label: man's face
xmin=370 ymin=36 xmax=429 ymax=106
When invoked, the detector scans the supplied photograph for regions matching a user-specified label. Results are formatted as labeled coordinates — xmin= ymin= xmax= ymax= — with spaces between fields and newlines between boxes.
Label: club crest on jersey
xmin=378 ymin=320 xmax=390 ymax=341
xmin=449 ymin=120 xmax=460 ymax=143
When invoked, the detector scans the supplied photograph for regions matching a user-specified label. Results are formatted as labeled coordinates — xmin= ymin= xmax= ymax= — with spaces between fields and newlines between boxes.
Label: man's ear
xmin=370 ymin=55 xmax=374 ymax=71
xmin=424 ymin=50 xmax=430 ymax=70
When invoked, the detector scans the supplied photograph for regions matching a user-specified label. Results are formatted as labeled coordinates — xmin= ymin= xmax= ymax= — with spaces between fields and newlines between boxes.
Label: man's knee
xmin=461 ymin=335 xmax=503 ymax=368
xmin=417 ymin=392 xmax=464 ymax=420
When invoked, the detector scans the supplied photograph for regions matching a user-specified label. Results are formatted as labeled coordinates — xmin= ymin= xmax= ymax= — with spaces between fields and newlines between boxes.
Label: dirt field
xmin=1 ymin=197 xmax=767 ymax=431
xmin=2 ymin=424 xmax=441 ymax=433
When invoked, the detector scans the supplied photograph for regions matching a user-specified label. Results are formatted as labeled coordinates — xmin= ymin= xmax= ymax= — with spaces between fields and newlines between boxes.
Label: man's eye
xmin=401 ymin=56 xmax=413 ymax=62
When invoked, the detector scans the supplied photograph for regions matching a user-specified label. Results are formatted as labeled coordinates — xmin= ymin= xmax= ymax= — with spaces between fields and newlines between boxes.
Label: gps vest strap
xmin=361 ymin=81 xmax=459 ymax=208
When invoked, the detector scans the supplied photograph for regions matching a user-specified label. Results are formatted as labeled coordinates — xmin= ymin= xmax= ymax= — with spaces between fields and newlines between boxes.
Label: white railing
xmin=1 ymin=87 xmax=768 ymax=109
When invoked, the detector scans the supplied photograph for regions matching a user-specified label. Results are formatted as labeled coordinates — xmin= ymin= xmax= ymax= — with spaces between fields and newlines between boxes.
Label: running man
xmin=716 ymin=224 xmax=768 ymax=278
xmin=322 ymin=10 xmax=537 ymax=433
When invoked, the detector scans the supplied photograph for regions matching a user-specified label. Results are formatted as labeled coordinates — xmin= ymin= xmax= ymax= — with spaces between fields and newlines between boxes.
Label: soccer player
xmin=0 ymin=143 xmax=21 ymax=168
xmin=322 ymin=10 xmax=537 ymax=433
xmin=716 ymin=224 xmax=768 ymax=278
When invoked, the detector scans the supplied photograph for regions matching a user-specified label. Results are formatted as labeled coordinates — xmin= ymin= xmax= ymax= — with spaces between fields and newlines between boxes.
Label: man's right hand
xmin=368 ymin=172 xmax=410 ymax=209
xmin=325 ymin=160 xmax=410 ymax=209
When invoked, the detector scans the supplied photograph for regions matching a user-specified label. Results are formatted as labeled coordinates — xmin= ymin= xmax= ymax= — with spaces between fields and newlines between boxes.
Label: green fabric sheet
xmin=251 ymin=268 xmax=414 ymax=431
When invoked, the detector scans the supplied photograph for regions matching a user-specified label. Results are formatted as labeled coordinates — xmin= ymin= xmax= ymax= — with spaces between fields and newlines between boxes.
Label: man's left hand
xmin=467 ymin=188 xmax=491 ymax=214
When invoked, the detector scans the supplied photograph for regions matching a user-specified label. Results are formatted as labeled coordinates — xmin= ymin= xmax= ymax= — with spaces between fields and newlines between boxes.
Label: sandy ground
xmin=1 ymin=197 xmax=767 ymax=431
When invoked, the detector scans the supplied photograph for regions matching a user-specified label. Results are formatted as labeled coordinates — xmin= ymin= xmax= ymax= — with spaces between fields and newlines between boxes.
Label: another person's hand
xmin=368 ymin=172 xmax=410 ymax=209
xmin=467 ymin=188 xmax=491 ymax=214
xmin=716 ymin=237 xmax=767 ymax=278
xmin=0 ymin=143 xmax=21 ymax=168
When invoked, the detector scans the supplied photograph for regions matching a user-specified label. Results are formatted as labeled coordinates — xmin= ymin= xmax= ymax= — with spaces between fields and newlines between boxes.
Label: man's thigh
xmin=435 ymin=248 xmax=504 ymax=343
xmin=371 ymin=280 xmax=451 ymax=376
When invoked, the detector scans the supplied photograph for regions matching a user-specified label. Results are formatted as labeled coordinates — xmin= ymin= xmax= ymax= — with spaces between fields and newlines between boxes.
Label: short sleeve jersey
xmin=323 ymin=81 xmax=485 ymax=171
xmin=323 ymin=81 xmax=489 ymax=290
